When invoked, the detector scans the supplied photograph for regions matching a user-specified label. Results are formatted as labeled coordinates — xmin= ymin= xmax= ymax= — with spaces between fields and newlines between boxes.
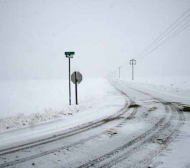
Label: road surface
xmin=0 ymin=80 xmax=188 ymax=168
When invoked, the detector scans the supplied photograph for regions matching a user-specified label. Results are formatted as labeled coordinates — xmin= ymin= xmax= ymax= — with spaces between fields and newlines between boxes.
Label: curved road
xmin=0 ymin=80 xmax=185 ymax=168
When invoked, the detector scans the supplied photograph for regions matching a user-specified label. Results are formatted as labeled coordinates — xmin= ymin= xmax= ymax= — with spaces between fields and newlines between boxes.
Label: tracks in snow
xmin=76 ymin=81 xmax=185 ymax=168
xmin=0 ymin=80 xmax=185 ymax=168
xmin=0 ymin=83 xmax=138 ymax=168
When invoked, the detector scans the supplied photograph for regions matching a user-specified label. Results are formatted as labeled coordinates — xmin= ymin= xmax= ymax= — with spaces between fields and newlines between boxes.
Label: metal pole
xmin=119 ymin=67 xmax=120 ymax=79
xmin=69 ymin=58 xmax=71 ymax=105
xmin=75 ymin=72 xmax=78 ymax=105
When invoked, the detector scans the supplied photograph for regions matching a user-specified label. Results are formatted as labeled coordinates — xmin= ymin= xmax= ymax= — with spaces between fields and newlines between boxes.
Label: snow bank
xmin=121 ymin=76 xmax=190 ymax=98
xmin=133 ymin=76 xmax=190 ymax=89
xmin=0 ymin=78 xmax=109 ymax=132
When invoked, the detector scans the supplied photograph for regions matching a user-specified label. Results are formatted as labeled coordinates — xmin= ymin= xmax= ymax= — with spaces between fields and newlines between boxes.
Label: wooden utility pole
xmin=130 ymin=59 xmax=136 ymax=80
xmin=119 ymin=67 xmax=121 ymax=79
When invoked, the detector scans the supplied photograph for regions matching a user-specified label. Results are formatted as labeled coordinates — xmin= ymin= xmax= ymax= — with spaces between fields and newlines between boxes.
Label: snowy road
xmin=0 ymin=80 xmax=189 ymax=168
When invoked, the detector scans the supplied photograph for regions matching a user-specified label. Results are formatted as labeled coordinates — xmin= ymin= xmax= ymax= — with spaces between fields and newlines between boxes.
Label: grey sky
xmin=0 ymin=0 xmax=190 ymax=81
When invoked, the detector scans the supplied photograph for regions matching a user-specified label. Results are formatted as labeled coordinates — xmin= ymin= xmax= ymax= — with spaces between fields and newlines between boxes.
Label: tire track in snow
xmin=0 ymin=85 xmax=131 ymax=156
xmin=0 ymin=84 xmax=139 ymax=168
xmin=76 ymin=81 xmax=177 ymax=168
xmin=108 ymin=85 xmax=185 ymax=168
xmin=98 ymin=103 xmax=184 ymax=168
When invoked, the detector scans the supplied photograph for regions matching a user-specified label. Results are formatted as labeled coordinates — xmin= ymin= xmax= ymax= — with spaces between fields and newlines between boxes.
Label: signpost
xmin=65 ymin=52 xmax=75 ymax=105
xmin=71 ymin=71 xmax=83 ymax=105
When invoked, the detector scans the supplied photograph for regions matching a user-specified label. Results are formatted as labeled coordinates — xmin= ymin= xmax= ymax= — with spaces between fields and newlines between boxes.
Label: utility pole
xmin=118 ymin=67 xmax=121 ymax=79
xmin=65 ymin=52 xmax=75 ymax=105
xmin=130 ymin=59 xmax=136 ymax=80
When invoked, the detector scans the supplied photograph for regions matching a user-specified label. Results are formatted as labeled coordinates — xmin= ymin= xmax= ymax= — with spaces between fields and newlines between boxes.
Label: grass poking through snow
xmin=181 ymin=106 xmax=190 ymax=112
xmin=102 ymin=117 xmax=124 ymax=123
xmin=128 ymin=104 xmax=141 ymax=108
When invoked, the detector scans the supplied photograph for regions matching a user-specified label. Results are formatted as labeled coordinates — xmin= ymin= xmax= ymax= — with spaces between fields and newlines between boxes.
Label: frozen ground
xmin=130 ymin=76 xmax=190 ymax=90
xmin=150 ymin=114 xmax=190 ymax=168
xmin=122 ymin=75 xmax=190 ymax=88
xmin=0 ymin=78 xmax=115 ymax=132
xmin=0 ymin=76 xmax=190 ymax=168
xmin=0 ymin=78 xmax=106 ymax=118
xmin=117 ymin=76 xmax=190 ymax=168
xmin=122 ymin=76 xmax=190 ymax=99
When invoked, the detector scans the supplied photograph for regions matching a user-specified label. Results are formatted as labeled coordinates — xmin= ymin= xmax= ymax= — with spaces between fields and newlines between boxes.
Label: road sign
xmin=71 ymin=71 xmax=83 ymax=105
xmin=65 ymin=52 xmax=75 ymax=58
xmin=71 ymin=71 xmax=82 ymax=84
xmin=66 ymin=55 xmax=73 ymax=58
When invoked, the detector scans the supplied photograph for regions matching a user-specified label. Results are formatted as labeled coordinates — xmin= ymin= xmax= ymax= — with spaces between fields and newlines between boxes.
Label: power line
xmin=108 ymin=8 xmax=190 ymax=80
xmin=135 ymin=8 xmax=190 ymax=59
xmin=120 ymin=8 xmax=190 ymax=74
xmin=138 ymin=21 xmax=190 ymax=60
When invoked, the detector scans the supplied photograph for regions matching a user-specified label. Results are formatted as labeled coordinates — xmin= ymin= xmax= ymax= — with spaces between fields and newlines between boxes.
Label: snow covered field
xmin=0 ymin=78 xmax=105 ymax=118
xmin=1 ymin=0 xmax=190 ymax=167
xmin=122 ymin=75 xmax=190 ymax=89
xmin=0 ymin=78 xmax=115 ymax=132
xmin=121 ymin=76 xmax=190 ymax=99
xmin=0 ymin=76 xmax=190 ymax=168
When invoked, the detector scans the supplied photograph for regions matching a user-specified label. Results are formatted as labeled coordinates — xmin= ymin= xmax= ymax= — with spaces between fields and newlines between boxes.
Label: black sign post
xmin=75 ymin=72 xmax=78 ymax=105
xmin=65 ymin=52 xmax=75 ymax=105
xmin=71 ymin=71 xmax=82 ymax=105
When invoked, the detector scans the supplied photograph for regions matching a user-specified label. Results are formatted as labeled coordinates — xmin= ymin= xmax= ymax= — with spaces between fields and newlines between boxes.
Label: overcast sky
xmin=0 ymin=0 xmax=190 ymax=81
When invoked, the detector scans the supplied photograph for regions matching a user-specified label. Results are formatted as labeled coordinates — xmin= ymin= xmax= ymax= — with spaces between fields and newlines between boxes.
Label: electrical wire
xmin=108 ymin=8 xmax=190 ymax=79
xmin=135 ymin=8 xmax=190 ymax=59
xmin=138 ymin=20 xmax=190 ymax=60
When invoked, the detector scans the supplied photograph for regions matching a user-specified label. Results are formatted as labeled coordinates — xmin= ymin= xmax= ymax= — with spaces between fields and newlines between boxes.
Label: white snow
xmin=150 ymin=114 xmax=190 ymax=168
xmin=121 ymin=76 xmax=190 ymax=99
xmin=0 ymin=78 xmax=126 ymax=147
xmin=0 ymin=78 xmax=122 ymax=132
xmin=0 ymin=78 xmax=103 ymax=118
xmin=1 ymin=76 xmax=190 ymax=167
xmin=118 ymin=76 xmax=190 ymax=168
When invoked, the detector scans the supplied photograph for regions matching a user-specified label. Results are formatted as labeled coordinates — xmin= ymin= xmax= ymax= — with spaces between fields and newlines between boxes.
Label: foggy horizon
xmin=0 ymin=0 xmax=190 ymax=81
